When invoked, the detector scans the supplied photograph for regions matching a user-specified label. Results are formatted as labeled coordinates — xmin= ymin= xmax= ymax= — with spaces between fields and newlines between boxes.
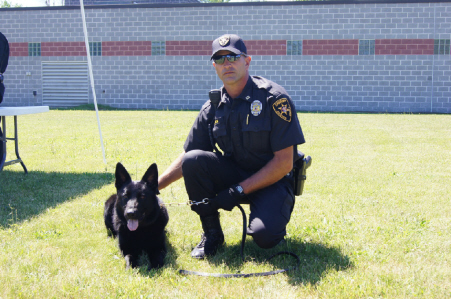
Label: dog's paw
xmin=124 ymin=254 xmax=138 ymax=269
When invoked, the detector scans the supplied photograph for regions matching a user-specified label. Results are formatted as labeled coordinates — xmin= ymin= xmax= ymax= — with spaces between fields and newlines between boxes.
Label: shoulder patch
xmin=272 ymin=98 xmax=292 ymax=122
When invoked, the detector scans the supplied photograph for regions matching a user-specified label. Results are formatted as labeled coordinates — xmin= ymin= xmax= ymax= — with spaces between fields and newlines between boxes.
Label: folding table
xmin=0 ymin=106 xmax=49 ymax=174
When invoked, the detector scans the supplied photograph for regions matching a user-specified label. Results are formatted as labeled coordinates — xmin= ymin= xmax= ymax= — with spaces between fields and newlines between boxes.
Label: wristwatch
xmin=233 ymin=184 xmax=246 ymax=197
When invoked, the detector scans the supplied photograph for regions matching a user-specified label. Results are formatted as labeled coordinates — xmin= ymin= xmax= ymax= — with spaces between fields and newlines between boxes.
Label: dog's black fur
xmin=104 ymin=162 xmax=169 ymax=269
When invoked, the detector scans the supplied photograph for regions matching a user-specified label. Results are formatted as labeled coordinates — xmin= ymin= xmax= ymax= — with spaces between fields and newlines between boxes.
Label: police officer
xmin=0 ymin=32 xmax=9 ymax=163
xmin=158 ymin=34 xmax=305 ymax=259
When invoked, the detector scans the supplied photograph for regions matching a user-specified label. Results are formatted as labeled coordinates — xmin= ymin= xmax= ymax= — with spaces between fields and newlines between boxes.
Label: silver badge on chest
xmin=250 ymin=100 xmax=263 ymax=116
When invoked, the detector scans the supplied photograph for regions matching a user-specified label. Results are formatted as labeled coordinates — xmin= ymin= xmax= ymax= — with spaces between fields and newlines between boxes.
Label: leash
xmin=173 ymin=203 xmax=301 ymax=278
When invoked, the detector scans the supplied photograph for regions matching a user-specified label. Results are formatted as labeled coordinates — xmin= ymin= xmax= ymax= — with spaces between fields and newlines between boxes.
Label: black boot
xmin=191 ymin=212 xmax=224 ymax=259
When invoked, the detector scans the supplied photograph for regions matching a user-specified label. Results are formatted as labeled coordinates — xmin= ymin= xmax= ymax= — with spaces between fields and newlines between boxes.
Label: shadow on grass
xmin=51 ymin=104 xmax=120 ymax=111
xmin=134 ymin=238 xmax=180 ymax=277
xmin=0 ymin=170 xmax=113 ymax=228
xmin=50 ymin=104 xmax=198 ymax=112
xmin=200 ymin=237 xmax=352 ymax=285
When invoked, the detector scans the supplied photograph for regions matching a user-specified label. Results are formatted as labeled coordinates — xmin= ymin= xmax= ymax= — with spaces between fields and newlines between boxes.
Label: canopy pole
xmin=80 ymin=0 xmax=107 ymax=165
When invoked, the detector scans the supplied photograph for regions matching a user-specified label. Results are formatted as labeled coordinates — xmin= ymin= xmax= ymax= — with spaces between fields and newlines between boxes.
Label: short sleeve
xmin=183 ymin=102 xmax=215 ymax=152
xmin=270 ymin=95 xmax=305 ymax=152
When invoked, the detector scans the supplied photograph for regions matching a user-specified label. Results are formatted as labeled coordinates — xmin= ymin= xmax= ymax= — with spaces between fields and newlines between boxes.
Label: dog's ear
xmin=115 ymin=162 xmax=132 ymax=190
xmin=142 ymin=163 xmax=158 ymax=191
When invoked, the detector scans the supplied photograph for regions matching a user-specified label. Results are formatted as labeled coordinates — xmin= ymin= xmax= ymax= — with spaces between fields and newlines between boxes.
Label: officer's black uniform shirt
xmin=184 ymin=76 xmax=305 ymax=173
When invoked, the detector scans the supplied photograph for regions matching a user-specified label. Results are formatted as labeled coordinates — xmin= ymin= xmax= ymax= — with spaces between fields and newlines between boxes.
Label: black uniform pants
xmin=182 ymin=149 xmax=295 ymax=249
xmin=0 ymin=118 xmax=3 ymax=158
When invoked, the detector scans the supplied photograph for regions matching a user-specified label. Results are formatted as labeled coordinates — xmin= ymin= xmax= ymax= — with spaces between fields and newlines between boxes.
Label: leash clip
xmin=189 ymin=198 xmax=210 ymax=206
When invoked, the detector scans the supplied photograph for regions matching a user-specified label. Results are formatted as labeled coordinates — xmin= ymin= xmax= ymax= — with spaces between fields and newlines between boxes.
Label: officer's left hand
xmin=210 ymin=184 xmax=246 ymax=211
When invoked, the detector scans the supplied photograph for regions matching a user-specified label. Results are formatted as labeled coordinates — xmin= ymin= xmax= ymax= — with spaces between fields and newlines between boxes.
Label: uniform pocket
xmin=242 ymin=117 xmax=271 ymax=154
xmin=213 ymin=116 xmax=231 ymax=154
xmin=212 ymin=116 xmax=227 ymax=138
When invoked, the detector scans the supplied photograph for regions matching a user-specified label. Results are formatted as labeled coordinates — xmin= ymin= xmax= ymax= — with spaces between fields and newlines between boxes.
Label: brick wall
xmin=41 ymin=42 xmax=86 ymax=56
xmin=102 ymin=41 xmax=152 ymax=56
xmin=8 ymin=39 xmax=442 ymax=57
xmin=64 ymin=0 xmax=199 ymax=5
xmin=9 ymin=43 xmax=28 ymax=56
xmin=0 ymin=1 xmax=450 ymax=113
xmin=166 ymin=41 xmax=210 ymax=56
xmin=303 ymin=40 xmax=359 ymax=56
xmin=375 ymin=39 xmax=435 ymax=55
xmin=246 ymin=40 xmax=287 ymax=56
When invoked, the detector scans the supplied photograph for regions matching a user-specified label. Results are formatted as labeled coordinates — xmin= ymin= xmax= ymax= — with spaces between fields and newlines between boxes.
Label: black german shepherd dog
xmin=104 ymin=162 xmax=169 ymax=269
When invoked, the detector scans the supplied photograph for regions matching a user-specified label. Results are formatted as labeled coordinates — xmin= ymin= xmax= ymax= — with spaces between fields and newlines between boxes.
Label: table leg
xmin=0 ymin=115 xmax=28 ymax=174
xmin=13 ymin=116 xmax=28 ymax=174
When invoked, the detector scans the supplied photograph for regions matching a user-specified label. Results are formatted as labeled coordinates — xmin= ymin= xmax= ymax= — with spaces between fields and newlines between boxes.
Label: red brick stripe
xmin=165 ymin=40 xmax=287 ymax=56
xmin=8 ymin=39 xmax=443 ymax=57
xmin=9 ymin=42 xmax=28 ymax=56
xmin=246 ymin=40 xmax=286 ymax=55
xmin=41 ymin=42 xmax=86 ymax=56
xmin=375 ymin=39 xmax=434 ymax=55
xmin=166 ymin=41 xmax=210 ymax=56
xmin=102 ymin=41 xmax=152 ymax=56
xmin=303 ymin=40 xmax=359 ymax=55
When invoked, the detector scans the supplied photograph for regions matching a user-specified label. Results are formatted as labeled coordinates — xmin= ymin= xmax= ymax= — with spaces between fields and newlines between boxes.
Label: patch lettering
xmin=272 ymin=98 xmax=292 ymax=122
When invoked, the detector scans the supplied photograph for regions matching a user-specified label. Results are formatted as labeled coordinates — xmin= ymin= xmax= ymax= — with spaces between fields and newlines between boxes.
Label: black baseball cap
xmin=211 ymin=34 xmax=247 ymax=60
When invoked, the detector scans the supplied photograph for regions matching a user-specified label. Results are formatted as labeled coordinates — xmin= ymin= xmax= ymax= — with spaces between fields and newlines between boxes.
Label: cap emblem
xmin=219 ymin=35 xmax=230 ymax=47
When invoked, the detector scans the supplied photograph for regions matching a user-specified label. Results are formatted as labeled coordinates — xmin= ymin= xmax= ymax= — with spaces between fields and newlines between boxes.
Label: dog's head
xmin=115 ymin=162 xmax=160 ymax=231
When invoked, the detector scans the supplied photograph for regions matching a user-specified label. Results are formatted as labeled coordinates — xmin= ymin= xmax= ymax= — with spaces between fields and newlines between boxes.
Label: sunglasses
xmin=213 ymin=53 xmax=246 ymax=65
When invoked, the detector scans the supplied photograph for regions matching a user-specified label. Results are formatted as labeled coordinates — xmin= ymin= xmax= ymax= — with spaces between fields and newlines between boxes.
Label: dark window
xmin=287 ymin=40 xmax=302 ymax=55
xmin=359 ymin=40 xmax=375 ymax=55
xmin=89 ymin=42 xmax=102 ymax=56
xmin=152 ymin=41 xmax=165 ymax=56
xmin=28 ymin=43 xmax=41 ymax=57
xmin=434 ymin=39 xmax=450 ymax=55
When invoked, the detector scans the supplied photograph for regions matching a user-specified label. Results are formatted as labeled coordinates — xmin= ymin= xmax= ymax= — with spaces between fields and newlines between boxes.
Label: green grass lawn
xmin=0 ymin=109 xmax=450 ymax=298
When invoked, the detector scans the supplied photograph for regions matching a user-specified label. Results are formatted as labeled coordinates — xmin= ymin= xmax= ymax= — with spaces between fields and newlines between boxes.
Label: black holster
xmin=293 ymin=151 xmax=312 ymax=196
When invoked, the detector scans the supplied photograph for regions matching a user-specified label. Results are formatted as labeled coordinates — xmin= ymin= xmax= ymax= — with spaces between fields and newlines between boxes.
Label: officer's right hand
xmin=210 ymin=185 xmax=246 ymax=211
xmin=191 ymin=184 xmax=247 ymax=215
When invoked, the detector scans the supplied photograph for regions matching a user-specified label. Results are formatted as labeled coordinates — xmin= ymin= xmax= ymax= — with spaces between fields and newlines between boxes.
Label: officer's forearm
xmin=158 ymin=151 xmax=184 ymax=190
xmin=239 ymin=146 xmax=293 ymax=195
